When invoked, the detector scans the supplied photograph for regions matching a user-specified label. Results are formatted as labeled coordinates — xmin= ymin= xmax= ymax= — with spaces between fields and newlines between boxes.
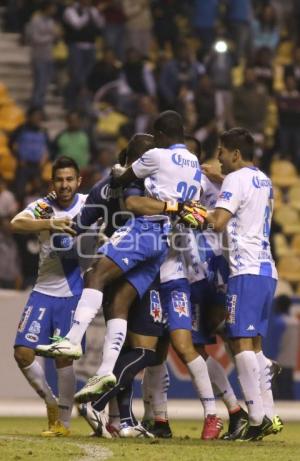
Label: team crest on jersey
xmin=172 ymin=291 xmax=189 ymax=318
xmin=28 ymin=321 xmax=41 ymax=335
xmin=18 ymin=305 xmax=33 ymax=332
xmin=150 ymin=290 xmax=162 ymax=323
xmin=25 ymin=333 xmax=39 ymax=343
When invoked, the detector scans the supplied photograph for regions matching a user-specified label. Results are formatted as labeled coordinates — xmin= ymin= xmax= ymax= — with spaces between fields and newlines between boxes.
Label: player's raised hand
xmin=201 ymin=162 xmax=224 ymax=184
xmin=50 ymin=217 xmax=77 ymax=236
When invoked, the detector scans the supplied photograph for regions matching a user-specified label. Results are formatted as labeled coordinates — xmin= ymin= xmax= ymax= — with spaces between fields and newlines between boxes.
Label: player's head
xmin=125 ymin=133 xmax=154 ymax=166
xmin=218 ymin=127 xmax=255 ymax=174
xmin=51 ymin=156 xmax=81 ymax=206
xmin=184 ymin=135 xmax=202 ymax=161
xmin=153 ymin=110 xmax=184 ymax=147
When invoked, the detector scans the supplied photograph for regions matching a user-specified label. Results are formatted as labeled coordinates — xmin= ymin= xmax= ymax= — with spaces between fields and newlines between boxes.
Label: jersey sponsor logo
xmin=226 ymin=294 xmax=237 ymax=324
xmin=100 ymin=183 xmax=120 ymax=200
xmin=171 ymin=153 xmax=198 ymax=169
xmin=28 ymin=321 xmax=41 ymax=335
xmin=172 ymin=291 xmax=189 ymax=318
xmin=219 ymin=191 xmax=232 ymax=201
xmin=150 ymin=290 xmax=162 ymax=323
xmin=18 ymin=305 xmax=33 ymax=333
xmin=25 ymin=333 xmax=39 ymax=343
xmin=252 ymin=176 xmax=272 ymax=189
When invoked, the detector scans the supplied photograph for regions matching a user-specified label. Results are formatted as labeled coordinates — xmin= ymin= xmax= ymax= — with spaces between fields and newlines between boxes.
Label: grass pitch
xmin=0 ymin=417 xmax=299 ymax=461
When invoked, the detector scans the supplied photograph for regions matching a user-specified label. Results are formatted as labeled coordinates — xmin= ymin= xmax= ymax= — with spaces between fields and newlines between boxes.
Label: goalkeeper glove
xmin=164 ymin=201 xmax=207 ymax=229
xmin=33 ymin=200 xmax=54 ymax=219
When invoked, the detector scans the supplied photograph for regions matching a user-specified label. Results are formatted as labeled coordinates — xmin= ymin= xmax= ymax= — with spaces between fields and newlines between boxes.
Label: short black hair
xmin=220 ymin=127 xmax=254 ymax=161
xmin=184 ymin=135 xmax=202 ymax=159
xmin=153 ymin=110 xmax=184 ymax=139
xmin=126 ymin=133 xmax=154 ymax=164
xmin=52 ymin=156 xmax=80 ymax=178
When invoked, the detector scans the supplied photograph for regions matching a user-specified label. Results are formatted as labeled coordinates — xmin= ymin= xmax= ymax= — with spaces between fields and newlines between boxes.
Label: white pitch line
xmin=0 ymin=436 xmax=113 ymax=461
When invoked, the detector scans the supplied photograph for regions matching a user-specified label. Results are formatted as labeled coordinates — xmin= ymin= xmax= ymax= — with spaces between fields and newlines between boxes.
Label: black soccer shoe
xmin=221 ymin=408 xmax=249 ymax=440
xmin=235 ymin=416 xmax=273 ymax=442
xmin=151 ymin=420 xmax=173 ymax=439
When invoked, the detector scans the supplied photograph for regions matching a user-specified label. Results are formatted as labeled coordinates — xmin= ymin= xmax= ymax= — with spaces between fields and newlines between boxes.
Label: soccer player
xmin=37 ymin=111 xmax=202 ymax=397
xmin=203 ymin=127 xmax=279 ymax=440
xmin=11 ymin=156 xmax=84 ymax=436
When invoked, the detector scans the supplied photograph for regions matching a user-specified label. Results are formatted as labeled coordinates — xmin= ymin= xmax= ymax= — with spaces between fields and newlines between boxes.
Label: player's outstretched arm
xmin=10 ymin=212 xmax=76 ymax=235
xmin=205 ymin=208 xmax=232 ymax=233
xmin=125 ymin=196 xmax=165 ymax=216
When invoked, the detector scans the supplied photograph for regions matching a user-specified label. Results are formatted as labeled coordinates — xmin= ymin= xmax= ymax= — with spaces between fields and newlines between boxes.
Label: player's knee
xmin=14 ymin=347 xmax=34 ymax=368
xmin=173 ymin=341 xmax=195 ymax=363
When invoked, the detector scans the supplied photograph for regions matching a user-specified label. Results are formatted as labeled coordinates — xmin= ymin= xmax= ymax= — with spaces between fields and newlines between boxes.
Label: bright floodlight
xmin=214 ymin=40 xmax=228 ymax=53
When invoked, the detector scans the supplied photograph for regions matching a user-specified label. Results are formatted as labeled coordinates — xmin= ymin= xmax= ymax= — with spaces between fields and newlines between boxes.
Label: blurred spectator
xmin=26 ymin=1 xmax=58 ymax=109
xmin=63 ymin=0 xmax=105 ymax=109
xmin=122 ymin=0 xmax=153 ymax=58
xmin=206 ymin=35 xmax=235 ymax=129
xmin=53 ymin=111 xmax=91 ymax=168
xmin=226 ymin=0 xmax=253 ymax=62
xmin=121 ymin=48 xmax=156 ymax=97
xmin=9 ymin=108 xmax=49 ymax=203
xmin=0 ymin=176 xmax=18 ymax=219
xmin=284 ymin=46 xmax=300 ymax=92
xmin=159 ymin=42 xmax=204 ymax=109
xmin=252 ymin=3 xmax=280 ymax=53
xmin=99 ymin=0 xmax=125 ymax=60
xmin=134 ymin=95 xmax=158 ymax=133
xmin=276 ymin=75 xmax=300 ymax=171
xmin=0 ymin=218 xmax=22 ymax=289
xmin=87 ymin=48 xmax=120 ymax=96
xmin=264 ymin=295 xmax=299 ymax=400
xmin=151 ymin=0 xmax=179 ymax=51
xmin=252 ymin=46 xmax=274 ymax=95
xmin=193 ymin=74 xmax=218 ymax=158
xmin=232 ymin=67 xmax=268 ymax=138
xmin=191 ymin=0 xmax=219 ymax=57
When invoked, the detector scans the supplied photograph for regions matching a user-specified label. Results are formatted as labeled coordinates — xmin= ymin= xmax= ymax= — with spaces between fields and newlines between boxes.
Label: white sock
xmin=96 ymin=319 xmax=127 ymax=377
xmin=142 ymin=368 xmax=154 ymax=421
xmin=146 ymin=363 xmax=170 ymax=421
xmin=235 ymin=351 xmax=264 ymax=425
xmin=206 ymin=356 xmax=240 ymax=413
xmin=57 ymin=365 xmax=76 ymax=428
xmin=67 ymin=288 xmax=103 ymax=344
xmin=256 ymin=351 xmax=275 ymax=420
xmin=187 ymin=356 xmax=216 ymax=417
xmin=21 ymin=359 xmax=56 ymax=404
xmin=109 ymin=397 xmax=120 ymax=428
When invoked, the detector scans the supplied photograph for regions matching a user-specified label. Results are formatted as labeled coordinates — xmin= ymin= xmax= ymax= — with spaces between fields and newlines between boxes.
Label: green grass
xmin=0 ymin=418 xmax=299 ymax=461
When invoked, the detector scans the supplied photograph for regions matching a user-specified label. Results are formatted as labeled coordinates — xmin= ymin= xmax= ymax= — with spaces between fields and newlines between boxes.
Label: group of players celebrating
xmin=11 ymin=110 xmax=283 ymax=442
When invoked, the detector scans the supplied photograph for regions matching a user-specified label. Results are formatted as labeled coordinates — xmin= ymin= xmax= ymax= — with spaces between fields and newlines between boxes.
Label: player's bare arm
xmin=205 ymin=208 xmax=232 ymax=233
xmin=125 ymin=196 xmax=165 ymax=215
xmin=11 ymin=211 xmax=76 ymax=236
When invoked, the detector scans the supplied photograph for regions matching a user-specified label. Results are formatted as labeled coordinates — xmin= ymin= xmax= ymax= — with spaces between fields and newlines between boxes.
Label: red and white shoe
xmin=201 ymin=415 xmax=223 ymax=440
xmin=106 ymin=423 xmax=120 ymax=438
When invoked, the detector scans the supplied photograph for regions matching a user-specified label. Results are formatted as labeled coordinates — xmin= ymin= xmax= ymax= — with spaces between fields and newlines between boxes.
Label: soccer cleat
xmin=151 ymin=420 xmax=173 ymax=439
xmin=41 ymin=420 xmax=70 ymax=437
xmin=36 ymin=337 xmax=82 ymax=359
xmin=77 ymin=403 xmax=112 ymax=438
xmin=201 ymin=415 xmax=223 ymax=440
xmin=74 ymin=373 xmax=117 ymax=403
xmin=265 ymin=415 xmax=284 ymax=436
xmin=106 ymin=423 xmax=120 ymax=437
xmin=46 ymin=401 xmax=59 ymax=430
xmin=221 ymin=408 xmax=248 ymax=440
xmin=235 ymin=416 xmax=273 ymax=442
xmin=119 ymin=422 xmax=154 ymax=438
